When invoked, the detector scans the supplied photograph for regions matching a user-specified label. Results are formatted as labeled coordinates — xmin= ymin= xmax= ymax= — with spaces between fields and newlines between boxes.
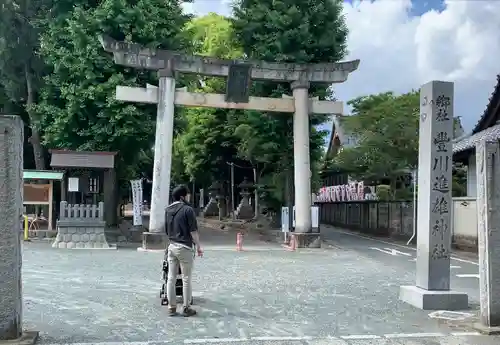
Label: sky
xmin=182 ymin=0 xmax=500 ymax=134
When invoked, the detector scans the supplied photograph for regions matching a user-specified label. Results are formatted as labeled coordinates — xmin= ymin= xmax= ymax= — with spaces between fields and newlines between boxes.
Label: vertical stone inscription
xmin=0 ymin=115 xmax=23 ymax=340
xmin=416 ymin=81 xmax=454 ymax=291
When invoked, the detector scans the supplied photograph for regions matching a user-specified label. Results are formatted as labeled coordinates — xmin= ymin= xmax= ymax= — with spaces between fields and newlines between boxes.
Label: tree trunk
xmin=25 ymin=64 xmax=45 ymax=171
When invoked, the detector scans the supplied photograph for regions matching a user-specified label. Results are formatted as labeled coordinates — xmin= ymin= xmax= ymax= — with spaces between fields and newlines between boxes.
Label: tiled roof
xmin=23 ymin=170 xmax=64 ymax=180
xmin=453 ymin=123 xmax=500 ymax=153
xmin=472 ymin=74 xmax=500 ymax=134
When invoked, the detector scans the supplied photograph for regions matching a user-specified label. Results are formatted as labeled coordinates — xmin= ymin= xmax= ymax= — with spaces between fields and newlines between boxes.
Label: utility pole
xmin=227 ymin=162 xmax=235 ymax=220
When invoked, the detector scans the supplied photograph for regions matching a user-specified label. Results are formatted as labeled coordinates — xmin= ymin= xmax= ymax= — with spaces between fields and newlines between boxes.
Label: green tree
xmin=331 ymin=91 xmax=420 ymax=195
xmin=330 ymin=90 xmax=467 ymax=199
xmin=184 ymin=12 xmax=243 ymax=60
xmin=232 ymin=0 xmax=347 ymax=64
xmin=174 ymin=14 xmax=244 ymax=185
xmin=231 ymin=0 xmax=348 ymax=208
xmin=36 ymin=0 xmax=191 ymax=182
xmin=0 ymin=0 xmax=53 ymax=169
xmin=452 ymin=162 xmax=467 ymax=197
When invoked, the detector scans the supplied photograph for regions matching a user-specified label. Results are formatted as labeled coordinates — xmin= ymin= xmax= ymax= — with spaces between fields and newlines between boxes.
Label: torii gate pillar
xmin=291 ymin=81 xmax=314 ymax=242
xmin=148 ymin=67 xmax=175 ymax=234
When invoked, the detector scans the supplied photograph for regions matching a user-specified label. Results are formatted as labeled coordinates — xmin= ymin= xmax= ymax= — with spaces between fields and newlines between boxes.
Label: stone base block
xmin=52 ymin=222 xmax=112 ymax=249
xmin=473 ymin=322 xmax=500 ymax=335
xmin=293 ymin=233 xmax=321 ymax=248
xmin=142 ymin=232 xmax=168 ymax=250
xmin=399 ymin=285 xmax=468 ymax=310
xmin=235 ymin=205 xmax=254 ymax=220
xmin=0 ymin=331 xmax=39 ymax=345
xmin=203 ymin=201 xmax=219 ymax=217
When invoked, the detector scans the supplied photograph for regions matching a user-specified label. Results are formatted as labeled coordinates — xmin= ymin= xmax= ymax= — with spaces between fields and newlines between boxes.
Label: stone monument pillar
xmin=235 ymin=178 xmax=254 ymax=220
xmin=142 ymin=66 xmax=175 ymax=250
xmin=0 ymin=115 xmax=38 ymax=343
xmin=474 ymin=140 xmax=500 ymax=334
xmin=291 ymin=81 xmax=319 ymax=248
xmin=216 ymin=192 xmax=227 ymax=219
xmin=399 ymin=81 xmax=467 ymax=310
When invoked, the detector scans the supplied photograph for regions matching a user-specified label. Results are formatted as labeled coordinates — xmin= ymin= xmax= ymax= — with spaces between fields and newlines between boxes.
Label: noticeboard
xmin=24 ymin=184 xmax=51 ymax=204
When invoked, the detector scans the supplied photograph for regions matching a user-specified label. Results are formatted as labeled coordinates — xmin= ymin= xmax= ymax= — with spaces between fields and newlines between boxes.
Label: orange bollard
xmin=284 ymin=234 xmax=296 ymax=251
xmin=236 ymin=232 xmax=243 ymax=251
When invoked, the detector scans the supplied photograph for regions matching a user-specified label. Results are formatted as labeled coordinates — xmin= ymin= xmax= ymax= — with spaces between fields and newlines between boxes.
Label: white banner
xmin=130 ymin=179 xmax=143 ymax=226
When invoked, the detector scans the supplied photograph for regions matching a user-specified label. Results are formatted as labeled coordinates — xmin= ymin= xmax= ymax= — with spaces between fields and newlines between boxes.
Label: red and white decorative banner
xmin=314 ymin=181 xmax=375 ymax=202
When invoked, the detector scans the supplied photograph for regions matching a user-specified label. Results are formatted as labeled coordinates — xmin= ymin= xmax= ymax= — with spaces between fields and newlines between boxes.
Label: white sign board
xmin=130 ymin=179 xmax=143 ymax=226
xmin=291 ymin=205 xmax=319 ymax=229
xmin=311 ymin=205 xmax=319 ymax=228
xmin=68 ymin=177 xmax=79 ymax=192
xmin=281 ymin=207 xmax=290 ymax=232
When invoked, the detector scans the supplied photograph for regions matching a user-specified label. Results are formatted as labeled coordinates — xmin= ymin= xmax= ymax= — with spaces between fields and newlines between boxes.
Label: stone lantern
xmin=235 ymin=178 xmax=255 ymax=220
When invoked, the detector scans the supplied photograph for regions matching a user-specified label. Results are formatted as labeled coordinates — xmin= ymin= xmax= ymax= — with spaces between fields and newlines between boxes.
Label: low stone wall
xmin=452 ymin=235 xmax=478 ymax=253
xmin=52 ymin=202 xmax=115 ymax=249
xmin=53 ymin=222 xmax=110 ymax=249
xmin=28 ymin=230 xmax=57 ymax=239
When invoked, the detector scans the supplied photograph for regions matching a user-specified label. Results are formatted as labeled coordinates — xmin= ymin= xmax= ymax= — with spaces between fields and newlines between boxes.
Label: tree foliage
xmin=232 ymin=0 xmax=347 ymax=64
xmin=330 ymin=90 xmax=467 ymax=198
xmin=172 ymin=13 xmax=245 ymax=186
xmin=0 ymin=0 xmax=352 ymax=211
xmin=231 ymin=0 xmax=348 ymax=207
xmin=0 ymin=0 xmax=53 ymax=169
xmin=35 ymin=0 xmax=191 ymax=181
xmin=331 ymin=91 xmax=420 ymax=188
xmin=184 ymin=13 xmax=243 ymax=60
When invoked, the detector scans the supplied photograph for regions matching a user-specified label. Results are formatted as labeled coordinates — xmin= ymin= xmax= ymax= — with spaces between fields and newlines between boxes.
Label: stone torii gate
xmin=100 ymin=35 xmax=359 ymax=248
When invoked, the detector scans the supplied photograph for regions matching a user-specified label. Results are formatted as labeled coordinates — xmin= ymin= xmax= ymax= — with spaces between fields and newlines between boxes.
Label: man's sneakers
xmin=181 ymin=306 xmax=197 ymax=317
xmin=168 ymin=306 xmax=197 ymax=317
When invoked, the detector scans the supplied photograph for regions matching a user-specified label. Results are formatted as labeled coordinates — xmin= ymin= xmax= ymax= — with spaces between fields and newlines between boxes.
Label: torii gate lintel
xmin=100 ymin=35 xmax=359 ymax=248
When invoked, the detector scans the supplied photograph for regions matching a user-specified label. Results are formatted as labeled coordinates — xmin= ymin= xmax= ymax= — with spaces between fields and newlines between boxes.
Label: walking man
xmin=165 ymin=185 xmax=203 ymax=317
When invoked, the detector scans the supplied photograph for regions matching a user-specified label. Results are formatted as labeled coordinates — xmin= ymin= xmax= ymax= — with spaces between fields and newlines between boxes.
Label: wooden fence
xmin=316 ymin=201 xmax=414 ymax=239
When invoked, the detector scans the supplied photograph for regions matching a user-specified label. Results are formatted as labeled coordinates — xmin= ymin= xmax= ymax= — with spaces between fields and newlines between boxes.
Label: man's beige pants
xmin=166 ymin=243 xmax=194 ymax=308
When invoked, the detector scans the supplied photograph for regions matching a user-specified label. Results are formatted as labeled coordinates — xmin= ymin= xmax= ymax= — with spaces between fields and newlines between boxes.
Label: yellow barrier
xmin=23 ymin=215 xmax=30 ymax=242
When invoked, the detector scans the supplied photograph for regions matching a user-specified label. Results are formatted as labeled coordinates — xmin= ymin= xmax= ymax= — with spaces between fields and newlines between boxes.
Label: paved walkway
xmin=320 ymin=225 xmax=481 ymax=300
xmin=20 ymin=226 xmax=497 ymax=345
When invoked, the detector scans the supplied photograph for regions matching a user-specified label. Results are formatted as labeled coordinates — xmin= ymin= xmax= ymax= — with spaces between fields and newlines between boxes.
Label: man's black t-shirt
xmin=165 ymin=201 xmax=198 ymax=248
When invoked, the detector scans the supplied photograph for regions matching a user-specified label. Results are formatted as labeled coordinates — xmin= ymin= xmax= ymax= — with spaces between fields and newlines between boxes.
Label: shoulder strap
xmin=166 ymin=204 xmax=185 ymax=234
